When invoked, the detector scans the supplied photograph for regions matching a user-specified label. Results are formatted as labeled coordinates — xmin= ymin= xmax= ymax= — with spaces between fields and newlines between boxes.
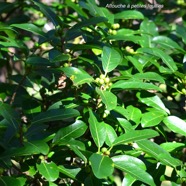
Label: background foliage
xmin=0 ymin=0 xmax=186 ymax=185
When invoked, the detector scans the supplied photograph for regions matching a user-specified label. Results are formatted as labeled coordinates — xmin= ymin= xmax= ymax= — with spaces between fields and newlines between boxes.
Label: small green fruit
xmin=100 ymin=74 xmax=106 ymax=79
xmin=64 ymin=63 xmax=69 ymax=67
xmin=15 ymin=132 xmax=20 ymax=138
xmin=104 ymin=77 xmax=110 ymax=83
xmin=99 ymin=79 xmax=105 ymax=85
xmin=112 ymin=30 xmax=117 ymax=35
xmin=23 ymin=137 xmax=28 ymax=142
xmin=182 ymin=88 xmax=186 ymax=94
xmin=22 ymin=124 xmax=28 ymax=133
xmin=95 ymin=78 xmax=100 ymax=83
xmin=101 ymin=147 xmax=107 ymax=153
xmin=105 ymin=150 xmax=110 ymax=156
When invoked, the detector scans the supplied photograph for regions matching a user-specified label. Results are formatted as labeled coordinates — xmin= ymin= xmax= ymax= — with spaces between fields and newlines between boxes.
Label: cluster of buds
xmin=125 ymin=46 xmax=136 ymax=54
xmin=95 ymin=74 xmax=112 ymax=90
xmin=101 ymin=147 xmax=110 ymax=156
xmin=108 ymin=23 xmax=120 ymax=35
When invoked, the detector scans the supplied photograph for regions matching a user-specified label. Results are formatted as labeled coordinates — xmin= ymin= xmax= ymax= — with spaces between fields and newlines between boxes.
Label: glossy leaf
xmin=126 ymin=105 xmax=142 ymax=124
xmin=115 ymin=10 xmax=144 ymax=20
xmin=53 ymin=120 xmax=88 ymax=143
xmin=88 ymin=110 xmax=106 ymax=148
xmin=11 ymin=23 xmax=47 ymax=38
xmin=104 ymin=123 xmax=117 ymax=147
xmin=112 ymin=155 xmax=155 ymax=186
xmin=101 ymin=46 xmax=122 ymax=74
xmin=133 ymin=72 xmax=165 ymax=83
xmin=176 ymin=25 xmax=186 ymax=44
xmin=37 ymin=161 xmax=59 ymax=182
xmin=0 ymin=102 xmax=19 ymax=131
xmin=141 ymin=110 xmax=166 ymax=127
xmin=127 ymin=56 xmax=143 ymax=73
xmin=71 ymin=16 xmax=107 ymax=31
xmin=0 ymin=140 xmax=49 ymax=158
xmin=137 ymin=140 xmax=182 ymax=167
xmin=163 ymin=116 xmax=186 ymax=136
xmin=58 ymin=165 xmax=81 ymax=180
xmin=32 ymin=108 xmax=79 ymax=125
xmin=117 ymin=118 xmax=134 ymax=132
xmin=96 ymin=88 xmax=117 ymax=110
xmin=33 ymin=1 xmax=61 ymax=26
xmin=89 ymin=153 xmax=114 ymax=179
xmin=111 ymin=80 xmax=161 ymax=91
xmin=160 ymin=142 xmax=185 ymax=152
xmin=62 ymin=67 xmax=94 ymax=86
xmin=112 ymin=129 xmax=159 ymax=146
xmin=140 ymin=19 xmax=158 ymax=36
xmin=51 ymin=54 xmax=70 ymax=63
xmin=137 ymin=92 xmax=170 ymax=114
xmin=26 ymin=56 xmax=51 ymax=66
xmin=122 ymin=174 xmax=136 ymax=186
xmin=137 ymin=48 xmax=177 ymax=72
xmin=0 ymin=177 xmax=21 ymax=186
xmin=66 ymin=0 xmax=88 ymax=18
xmin=152 ymin=36 xmax=185 ymax=53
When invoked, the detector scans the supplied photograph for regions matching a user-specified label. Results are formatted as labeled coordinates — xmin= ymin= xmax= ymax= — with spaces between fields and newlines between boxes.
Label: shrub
xmin=0 ymin=0 xmax=186 ymax=185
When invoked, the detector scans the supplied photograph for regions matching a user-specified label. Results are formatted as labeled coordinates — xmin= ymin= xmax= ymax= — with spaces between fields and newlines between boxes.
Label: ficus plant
xmin=0 ymin=0 xmax=186 ymax=185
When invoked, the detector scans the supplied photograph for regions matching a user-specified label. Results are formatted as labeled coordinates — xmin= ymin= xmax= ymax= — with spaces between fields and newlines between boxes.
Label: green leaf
xmin=0 ymin=177 xmax=21 ymax=186
xmin=62 ymin=67 xmax=94 ymax=86
xmin=111 ymin=80 xmax=161 ymax=91
xmin=112 ymin=155 xmax=155 ymax=186
xmin=133 ymin=72 xmax=165 ymax=83
xmin=160 ymin=142 xmax=185 ymax=152
xmin=37 ymin=162 xmax=59 ymax=182
xmin=96 ymin=88 xmax=117 ymax=110
xmin=104 ymin=123 xmax=117 ymax=147
xmin=11 ymin=23 xmax=47 ymax=38
xmin=122 ymin=174 xmax=136 ymax=186
xmin=0 ymin=102 xmax=20 ymax=143
xmin=127 ymin=56 xmax=143 ymax=73
xmin=112 ymin=129 xmax=159 ymax=146
xmin=66 ymin=17 xmax=107 ymax=39
xmin=68 ymin=144 xmax=87 ymax=162
xmin=176 ymin=25 xmax=186 ymax=44
xmin=53 ymin=120 xmax=88 ymax=143
xmin=88 ymin=110 xmax=106 ymax=148
xmin=0 ymin=102 xmax=19 ymax=130
xmin=58 ymin=165 xmax=81 ymax=180
xmin=66 ymin=0 xmax=88 ymax=18
xmin=101 ymin=46 xmax=122 ymax=74
xmin=115 ymin=10 xmax=144 ymax=20
xmin=32 ymin=108 xmax=79 ymax=125
xmin=141 ymin=110 xmax=166 ymax=127
xmin=89 ymin=153 xmax=114 ymax=179
xmin=117 ymin=118 xmax=134 ymax=132
xmin=26 ymin=56 xmax=51 ymax=66
xmin=137 ymin=48 xmax=177 ymax=72
xmin=137 ymin=140 xmax=182 ymax=167
xmin=140 ymin=19 xmax=158 ymax=36
xmin=137 ymin=92 xmax=170 ymax=114
xmin=51 ymin=54 xmax=70 ymax=63
xmin=163 ymin=116 xmax=186 ymax=136
xmin=33 ymin=1 xmax=61 ymax=27
xmin=152 ymin=36 xmax=185 ymax=53
xmin=0 ymin=141 xmax=49 ymax=158
xmin=126 ymin=105 xmax=142 ymax=124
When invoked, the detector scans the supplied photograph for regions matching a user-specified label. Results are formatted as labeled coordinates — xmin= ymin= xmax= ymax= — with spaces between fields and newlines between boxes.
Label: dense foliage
xmin=0 ymin=0 xmax=186 ymax=185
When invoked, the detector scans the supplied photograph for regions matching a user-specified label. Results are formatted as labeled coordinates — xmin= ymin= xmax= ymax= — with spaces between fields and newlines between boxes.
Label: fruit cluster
xmin=101 ymin=147 xmax=110 ymax=156
xmin=108 ymin=23 xmax=120 ymax=35
xmin=95 ymin=74 xmax=112 ymax=90
xmin=125 ymin=46 xmax=136 ymax=54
